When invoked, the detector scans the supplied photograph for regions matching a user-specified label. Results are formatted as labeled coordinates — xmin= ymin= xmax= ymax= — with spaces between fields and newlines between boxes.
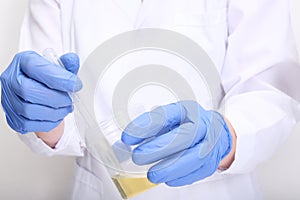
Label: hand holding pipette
xmin=0 ymin=50 xmax=82 ymax=134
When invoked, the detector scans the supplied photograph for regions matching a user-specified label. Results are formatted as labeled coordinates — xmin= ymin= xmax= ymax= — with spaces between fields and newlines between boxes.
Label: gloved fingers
xmin=19 ymin=51 xmax=82 ymax=92
xmin=179 ymin=100 xmax=207 ymax=122
xmin=1 ymin=91 xmax=72 ymax=122
xmin=112 ymin=140 xmax=132 ymax=163
xmin=197 ymin=111 xmax=230 ymax=159
xmin=5 ymin=110 xmax=62 ymax=134
xmin=165 ymin=161 xmax=216 ymax=187
xmin=16 ymin=100 xmax=73 ymax=121
xmin=12 ymin=74 xmax=72 ymax=108
xmin=122 ymin=102 xmax=187 ymax=145
xmin=165 ymin=147 xmax=221 ymax=186
xmin=60 ymin=53 xmax=80 ymax=74
xmin=147 ymin=144 xmax=220 ymax=184
xmin=22 ymin=118 xmax=62 ymax=133
xmin=147 ymin=146 xmax=201 ymax=184
xmin=132 ymin=122 xmax=206 ymax=165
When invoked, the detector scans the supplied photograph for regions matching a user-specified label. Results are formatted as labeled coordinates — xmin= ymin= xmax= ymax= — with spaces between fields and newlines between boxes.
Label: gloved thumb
xmin=60 ymin=53 xmax=80 ymax=74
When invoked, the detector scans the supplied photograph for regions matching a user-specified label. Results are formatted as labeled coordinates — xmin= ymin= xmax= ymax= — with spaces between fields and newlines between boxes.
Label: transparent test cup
xmin=43 ymin=48 xmax=156 ymax=199
xmin=74 ymin=103 xmax=157 ymax=199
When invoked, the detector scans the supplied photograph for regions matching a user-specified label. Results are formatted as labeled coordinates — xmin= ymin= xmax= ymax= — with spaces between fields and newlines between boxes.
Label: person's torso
xmin=61 ymin=0 xmax=228 ymax=119
xmin=58 ymin=1 xmax=259 ymax=199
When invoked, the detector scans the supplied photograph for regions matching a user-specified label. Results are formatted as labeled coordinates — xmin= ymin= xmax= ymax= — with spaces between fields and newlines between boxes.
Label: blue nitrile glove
xmin=121 ymin=100 xmax=232 ymax=186
xmin=0 ymin=51 xmax=82 ymax=134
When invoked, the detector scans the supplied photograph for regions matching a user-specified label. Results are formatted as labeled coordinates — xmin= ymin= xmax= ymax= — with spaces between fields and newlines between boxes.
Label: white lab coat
xmin=18 ymin=0 xmax=300 ymax=199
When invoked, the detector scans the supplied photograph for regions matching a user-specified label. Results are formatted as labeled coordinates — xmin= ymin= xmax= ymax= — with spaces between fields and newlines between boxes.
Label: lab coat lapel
xmin=134 ymin=0 xmax=157 ymax=28
xmin=111 ymin=0 xmax=141 ymax=26
xmin=111 ymin=0 xmax=158 ymax=29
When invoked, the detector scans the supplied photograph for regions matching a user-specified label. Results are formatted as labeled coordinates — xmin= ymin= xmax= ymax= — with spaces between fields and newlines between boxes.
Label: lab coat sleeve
xmin=19 ymin=0 xmax=64 ymax=54
xmin=17 ymin=0 xmax=84 ymax=156
xmin=222 ymin=0 xmax=300 ymax=174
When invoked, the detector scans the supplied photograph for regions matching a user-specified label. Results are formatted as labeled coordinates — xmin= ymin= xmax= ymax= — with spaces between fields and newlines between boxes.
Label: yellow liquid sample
xmin=112 ymin=175 xmax=157 ymax=199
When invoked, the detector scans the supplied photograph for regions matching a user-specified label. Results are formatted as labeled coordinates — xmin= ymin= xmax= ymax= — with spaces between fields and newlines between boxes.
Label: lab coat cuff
xmin=18 ymin=113 xmax=85 ymax=157
xmin=218 ymin=95 xmax=286 ymax=174
xmin=219 ymin=107 xmax=256 ymax=174
xmin=54 ymin=113 xmax=85 ymax=156
xmin=19 ymin=132 xmax=59 ymax=156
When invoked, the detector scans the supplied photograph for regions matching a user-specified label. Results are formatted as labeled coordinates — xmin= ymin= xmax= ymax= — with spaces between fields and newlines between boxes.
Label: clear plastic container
xmin=70 ymin=56 xmax=157 ymax=199
xmin=44 ymin=28 xmax=223 ymax=199
xmin=74 ymin=108 xmax=157 ymax=199
xmin=44 ymin=48 xmax=156 ymax=199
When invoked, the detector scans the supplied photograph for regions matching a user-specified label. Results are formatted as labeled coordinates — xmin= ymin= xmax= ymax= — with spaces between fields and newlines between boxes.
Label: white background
xmin=0 ymin=1 xmax=299 ymax=200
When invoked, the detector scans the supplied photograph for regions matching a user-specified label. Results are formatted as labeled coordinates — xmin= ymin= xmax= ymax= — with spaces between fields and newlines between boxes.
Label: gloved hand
xmin=0 ymin=51 xmax=82 ymax=134
xmin=121 ymin=100 xmax=232 ymax=186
